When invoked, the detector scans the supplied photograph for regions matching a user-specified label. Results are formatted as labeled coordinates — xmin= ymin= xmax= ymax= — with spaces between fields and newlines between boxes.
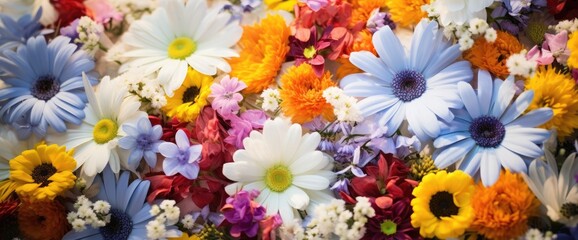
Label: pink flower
xmin=84 ymin=0 xmax=123 ymax=24
xmin=210 ymin=76 xmax=247 ymax=117
xmin=240 ymin=110 xmax=267 ymax=129
xmin=527 ymin=31 xmax=570 ymax=65
xmin=299 ymin=0 xmax=329 ymax=12
xmin=225 ymin=115 xmax=253 ymax=149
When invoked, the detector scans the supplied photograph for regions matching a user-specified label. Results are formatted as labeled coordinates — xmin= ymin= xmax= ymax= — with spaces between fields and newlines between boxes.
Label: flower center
xmin=526 ymin=21 xmax=548 ymax=45
xmin=31 ymin=163 xmax=57 ymax=187
xmin=168 ymin=37 xmax=196 ymax=60
xmin=391 ymin=70 xmax=426 ymax=102
xmin=182 ymin=86 xmax=200 ymax=104
xmin=380 ymin=219 xmax=397 ymax=236
xmin=264 ymin=165 xmax=293 ymax=192
xmin=560 ymin=202 xmax=578 ymax=219
xmin=429 ymin=191 xmax=459 ymax=218
xmin=100 ymin=208 xmax=133 ymax=240
xmin=469 ymin=116 xmax=506 ymax=148
xmin=93 ymin=119 xmax=119 ymax=144
xmin=136 ymin=134 xmax=152 ymax=150
xmin=31 ymin=75 xmax=60 ymax=101
xmin=303 ymin=45 xmax=317 ymax=59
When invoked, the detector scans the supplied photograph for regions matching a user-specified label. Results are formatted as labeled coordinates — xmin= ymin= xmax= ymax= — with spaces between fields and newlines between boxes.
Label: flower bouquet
xmin=1 ymin=0 xmax=578 ymax=239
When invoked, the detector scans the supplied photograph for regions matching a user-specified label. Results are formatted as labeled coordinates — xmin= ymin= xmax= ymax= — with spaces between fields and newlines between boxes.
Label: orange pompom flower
xmin=463 ymin=31 xmax=524 ymax=78
xmin=279 ymin=63 xmax=336 ymax=123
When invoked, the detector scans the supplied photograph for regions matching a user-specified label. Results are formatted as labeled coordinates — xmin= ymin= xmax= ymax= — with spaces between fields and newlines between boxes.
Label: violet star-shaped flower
xmin=159 ymin=129 xmax=202 ymax=180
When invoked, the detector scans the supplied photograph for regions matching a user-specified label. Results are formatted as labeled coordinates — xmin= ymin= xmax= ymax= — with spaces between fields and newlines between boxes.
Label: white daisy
xmin=522 ymin=150 xmax=578 ymax=227
xmin=47 ymin=73 xmax=147 ymax=184
xmin=120 ymin=0 xmax=242 ymax=96
xmin=430 ymin=0 xmax=494 ymax=27
xmin=223 ymin=117 xmax=336 ymax=222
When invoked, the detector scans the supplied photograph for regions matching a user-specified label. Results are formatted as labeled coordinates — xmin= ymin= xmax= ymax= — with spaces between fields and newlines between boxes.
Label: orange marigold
xmin=229 ymin=14 xmax=290 ymax=94
xmin=471 ymin=171 xmax=540 ymax=240
xmin=385 ymin=0 xmax=429 ymax=27
xmin=337 ymin=29 xmax=376 ymax=79
xmin=18 ymin=201 xmax=70 ymax=240
xmin=463 ymin=31 xmax=524 ymax=79
xmin=279 ymin=63 xmax=336 ymax=123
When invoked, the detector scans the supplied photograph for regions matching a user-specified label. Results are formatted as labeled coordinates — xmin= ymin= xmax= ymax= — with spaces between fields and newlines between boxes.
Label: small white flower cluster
xmin=520 ymin=228 xmax=554 ymax=240
xmin=260 ymin=88 xmax=281 ymax=112
xmin=304 ymin=197 xmax=375 ymax=240
xmin=507 ymin=51 xmax=537 ymax=78
xmin=67 ymin=195 xmax=111 ymax=232
xmin=75 ymin=16 xmax=104 ymax=57
xmin=441 ymin=18 xmax=497 ymax=51
xmin=113 ymin=0 xmax=158 ymax=24
xmin=552 ymin=19 xmax=578 ymax=34
xmin=146 ymin=200 xmax=181 ymax=240
xmin=120 ymin=71 xmax=167 ymax=111
xmin=180 ymin=214 xmax=196 ymax=230
xmin=323 ymin=87 xmax=363 ymax=123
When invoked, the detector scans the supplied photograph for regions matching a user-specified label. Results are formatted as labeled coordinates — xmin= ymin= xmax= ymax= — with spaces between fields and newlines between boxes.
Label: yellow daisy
xmin=263 ymin=0 xmax=297 ymax=11
xmin=162 ymin=68 xmax=213 ymax=123
xmin=410 ymin=170 xmax=475 ymax=239
xmin=9 ymin=143 xmax=76 ymax=202
xmin=525 ymin=66 xmax=578 ymax=139
xmin=385 ymin=0 xmax=430 ymax=28
xmin=229 ymin=14 xmax=290 ymax=94
xmin=568 ymin=32 xmax=578 ymax=68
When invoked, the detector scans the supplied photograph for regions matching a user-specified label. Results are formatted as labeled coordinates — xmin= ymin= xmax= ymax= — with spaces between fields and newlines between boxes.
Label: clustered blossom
xmin=304 ymin=197 xmax=375 ymax=240
xmin=507 ymin=51 xmax=538 ymax=77
xmin=146 ymin=200 xmax=181 ymax=239
xmin=67 ymin=196 xmax=111 ymax=232
xmin=323 ymin=87 xmax=363 ymax=122
xmin=123 ymin=71 xmax=168 ymax=111
xmin=260 ymin=88 xmax=282 ymax=112
xmin=441 ymin=18 xmax=497 ymax=51
xmin=552 ymin=19 xmax=578 ymax=33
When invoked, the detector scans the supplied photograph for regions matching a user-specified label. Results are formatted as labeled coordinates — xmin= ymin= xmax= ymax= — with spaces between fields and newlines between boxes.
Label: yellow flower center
xmin=93 ymin=119 xmax=118 ymax=144
xmin=303 ymin=45 xmax=317 ymax=59
xmin=264 ymin=165 xmax=293 ymax=192
xmin=168 ymin=37 xmax=197 ymax=59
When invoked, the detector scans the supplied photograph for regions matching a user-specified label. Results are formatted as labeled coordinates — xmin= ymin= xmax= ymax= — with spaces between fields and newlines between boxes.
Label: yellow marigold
xmin=279 ymin=63 xmax=336 ymax=123
xmin=264 ymin=0 xmax=297 ymax=11
xmin=385 ymin=0 xmax=429 ymax=28
xmin=525 ymin=66 xmax=578 ymax=139
xmin=350 ymin=0 xmax=387 ymax=28
xmin=463 ymin=31 xmax=524 ymax=79
xmin=410 ymin=170 xmax=475 ymax=239
xmin=18 ymin=200 xmax=70 ymax=240
xmin=9 ymin=144 xmax=76 ymax=202
xmin=568 ymin=32 xmax=578 ymax=68
xmin=229 ymin=14 xmax=290 ymax=94
xmin=337 ymin=29 xmax=376 ymax=79
xmin=471 ymin=171 xmax=540 ymax=240
xmin=162 ymin=68 xmax=212 ymax=123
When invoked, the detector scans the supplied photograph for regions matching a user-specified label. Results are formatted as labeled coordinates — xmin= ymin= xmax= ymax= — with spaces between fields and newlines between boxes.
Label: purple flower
xmin=572 ymin=69 xmax=578 ymax=84
xmin=336 ymin=146 xmax=366 ymax=177
xmin=225 ymin=115 xmax=253 ymax=149
xmin=60 ymin=19 xmax=80 ymax=39
xmin=119 ymin=117 xmax=164 ymax=170
xmin=159 ymin=129 xmax=202 ymax=179
xmin=240 ymin=109 xmax=267 ymax=129
xmin=366 ymin=9 xmax=396 ymax=33
xmin=210 ymin=76 xmax=247 ymax=117
xmin=221 ymin=190 xmax=266 ymax=238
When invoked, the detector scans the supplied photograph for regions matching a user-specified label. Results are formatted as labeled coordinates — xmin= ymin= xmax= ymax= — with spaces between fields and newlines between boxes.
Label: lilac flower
xmin=241 ymin=0 xmax=262 ymax=12
xmin=221 ymin=190 xmax=266 ymax=238
xmin=336 ymin=146 xmax=366 ymax=177
xmin=209 ymin=76 xmax=246 ymax=117
xmin=330 ymin=178 xmax=350 ymax=194
xmin=299 ymin=0 xmax=329 ymax=11
xmin=119 ymin=117 xmax=164 ymax=170
xmin=159 ymin=129 xmax=202 ymax=180
xmin=60 ymin=18 xmax=80 ymax=39
xmin=225 ymin=115 xmax=253 ymax=149
xmin=366 ymin=9 xmax=396 ymax=33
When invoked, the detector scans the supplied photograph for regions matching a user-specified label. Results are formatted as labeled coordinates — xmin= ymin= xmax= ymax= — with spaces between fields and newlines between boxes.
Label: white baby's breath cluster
xmin=260 ymin=88 xmax=281 ymax=112
xmin=304 ymin=197 xmax=375 ymax=240
xmin=75 ymin=16 xmax=104 ymax=57
xmin=520 ymin=228 xmax=555 ymax=240
xmin=113 ymin=0 xmax=158 ymax=24
xmin=146 ymin=200 xmax=181 ymax=240
xmin=323 ymin=87 xmax=363 ymax=122
xmin=507 ymin=51 xmax=538 ymax=78
xmin=120 ymin=71 xmax=167 ymax=111
xmin=552 ymin=19 xmax=578 ymax=34
xmin=67 ymin=195 xmax=112 ymax=232
xmin=441 ymin=18 xmax=497 ymax=51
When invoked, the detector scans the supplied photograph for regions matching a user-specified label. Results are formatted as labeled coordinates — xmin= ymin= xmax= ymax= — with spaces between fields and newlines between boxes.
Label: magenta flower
xmin=225 ymin=115 xmax=253 ymax=149
xmin=210 ymin=75 xmax=247 ymax=117
xmin=289 ymin=27 xmax=332 ymax=76
xmin=220 ymin=190 xmax=266 ymax=238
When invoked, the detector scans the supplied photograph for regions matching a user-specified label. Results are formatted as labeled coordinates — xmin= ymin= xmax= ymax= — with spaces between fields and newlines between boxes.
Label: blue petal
xmin=44 ymin=101 xmax=66 ymax=132
xmin=427 ymin=61 xmax=473 ymax=88
xmin=119 ymin=136 xmax=137 ymax=150
xmin=458 ymin=81 xmax=481 ymax=119
xmin=131 ymin=204 xmax=154 ymax=225
xmin=128 ymin=150 xmax=144 ymax=170
xmin=126 ymin=180 xmax=150 ymax=217
xmin=505 ymin=128 xmax=550 ymax=143
xmin=349 ymin=51 xmax=392 ymax=82
xmin=477 ymin=70 xmax=493 ymax=115
xmin=506 ymin=107 xmax=553 ymax=128
xmin=409 ymin=20 xmax=441 ymax=73
xmin=458 ymin=146 xmax=481 ymax=176
xmin=49 ymin=36 xmax=77 ymax=78
xmin=495 ymin=145 xmax=527 ymax=173
xmin=433 ymin=131 xmax=470 ymax=149
xmin=490 ymin=76 xmax=516 ymax=118
xmin=433 ymin=138 xmax=476 ymax=168
xmin=480 ymin=148 xmax=501 ymax=186
xmin=26 ymin=35 xmax=49 ymax=75
xmin=102 ymin=166 xmax=120 ymax=207
xmin=423 ymin=45 xmax=462 ymax=78
xmin=373 ymin=26 xmax=406 ymax=72
xmin=62 ymin=226 xmax=101 ymax=240
xmin=8 ymin=97 xmax=36 ymax=122
xmin=357 ymin=95 xmax=399 ymax=117
xmin=501 ymin=136 xmax=543 ymax=158
xmin=158 ymin=142 xmax=179 ymax=158
xmin=499 ymin=90 xmax=534 ymax=125
xmin=342 ymin=77 xmax=393 ymax=97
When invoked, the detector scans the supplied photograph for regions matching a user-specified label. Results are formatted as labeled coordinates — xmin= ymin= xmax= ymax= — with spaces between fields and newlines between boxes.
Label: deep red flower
xmin=0 ymin=199 xmax=20 ymax=240
xmin=363 ymin=199 xmax=421 ymax=240
xmin=289 ymin=27 xmax=332 ymax=76
xmin=194 ymin=107 xmax=235 ymax=171
xmin=149 ymin=115 xmax=191 ymax=143
xmin=547 ymin=0 xmax=578 ymax=20
xmin=51 ymin=0 xmax=90 ymax=27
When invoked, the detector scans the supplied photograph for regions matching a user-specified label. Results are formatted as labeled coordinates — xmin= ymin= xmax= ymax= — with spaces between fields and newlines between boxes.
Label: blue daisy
xmin=433 ymin=70 xmax=553 ymax=186
xmin=0 ymin=35 xmax=97 ymax=137
xmin=0 ymin=9 xmax=43 ymax=53
xmin=119 ymin=116 xmax=164 ymax=171
xmin=63 ymin=167 xmax=178 ymax=239
xmin=340 ymin=19 xmax=473 ymax=143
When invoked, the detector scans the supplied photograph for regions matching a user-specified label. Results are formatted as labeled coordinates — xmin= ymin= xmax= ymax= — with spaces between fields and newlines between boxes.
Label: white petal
xmin=292 ymin=175 xmax=330 ymax=190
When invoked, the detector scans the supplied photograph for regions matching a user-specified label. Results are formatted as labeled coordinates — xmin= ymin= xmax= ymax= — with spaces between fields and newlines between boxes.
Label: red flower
xmin=547 ymin=0 xmax=578 ymax=20
xmin=341 ymin=152 xmax=417 ymax=209
xmin=194 ymin=107 xmax=234 ymax=171
xmin=363 ymin=199 xmax=421 ymax=240
xmin=0 ymin=199 xmax=20 ymax=239
xmin=51 ymin=0 xmax=89 ymax=27
xmin=149 ymin=115 xmax=191 ymax=143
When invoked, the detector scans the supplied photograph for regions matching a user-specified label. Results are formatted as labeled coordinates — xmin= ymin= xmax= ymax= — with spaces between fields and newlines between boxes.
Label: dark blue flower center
xmin=100 ymin=208 xmax=133 ymax=240
xmin=31 ymin=75 xmax=60 ymax=101
xmin=177 ymin=149 xmax=189 ymax=164
xmin=469 ymin=116 xmax=506 ymax=148
xmin=391 ymin=70 xmax=426 ymax=102
xmin=136 ymin=134 xmax=152 ymax=150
